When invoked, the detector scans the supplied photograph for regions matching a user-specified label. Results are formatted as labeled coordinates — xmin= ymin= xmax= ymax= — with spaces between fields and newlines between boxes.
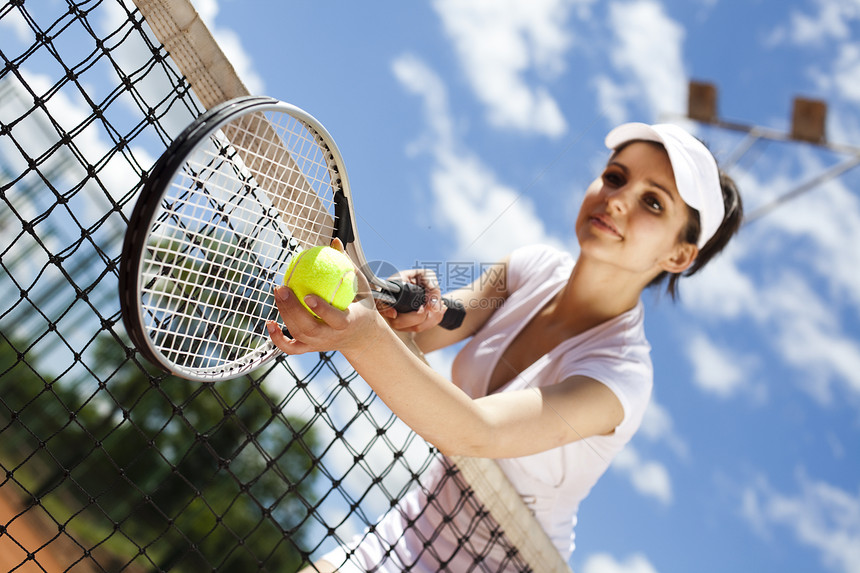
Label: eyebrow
xmin=645 ymin=178 xmax=677 ymax=203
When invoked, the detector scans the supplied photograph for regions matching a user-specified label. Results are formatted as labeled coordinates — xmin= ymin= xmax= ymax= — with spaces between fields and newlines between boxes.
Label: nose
xmin=605 ymin=186 xmax=630 ymax=213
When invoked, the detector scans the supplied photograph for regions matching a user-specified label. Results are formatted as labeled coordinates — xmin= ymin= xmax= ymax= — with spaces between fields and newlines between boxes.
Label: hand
xmin=378 ymin=268 xmax=447 ymax=333
xmin=267 ymin=240 xmax=383 ymax=356
xmin=266 ymin=286 xmax=376 ymax=356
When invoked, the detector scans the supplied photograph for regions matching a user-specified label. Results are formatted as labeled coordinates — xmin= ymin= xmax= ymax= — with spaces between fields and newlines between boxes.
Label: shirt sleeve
xmin=557 ymin=313 xmax=653 ymax=437
xmin=506 ymin=244 xmax=569 ymax=294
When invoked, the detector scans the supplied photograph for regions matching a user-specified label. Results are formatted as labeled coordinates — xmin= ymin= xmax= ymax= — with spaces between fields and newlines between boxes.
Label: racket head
xmin=119 ymin=96 xmax=365 ymax=381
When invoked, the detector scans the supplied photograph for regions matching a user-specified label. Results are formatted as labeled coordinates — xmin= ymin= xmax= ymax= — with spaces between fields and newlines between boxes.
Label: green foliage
xmin=0 ymin=334 xmax=321 ymax=572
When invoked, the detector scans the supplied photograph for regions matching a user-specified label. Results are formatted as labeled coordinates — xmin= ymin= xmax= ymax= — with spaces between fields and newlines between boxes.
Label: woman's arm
xmin=266 ymin=284 xmax=623 ymax=459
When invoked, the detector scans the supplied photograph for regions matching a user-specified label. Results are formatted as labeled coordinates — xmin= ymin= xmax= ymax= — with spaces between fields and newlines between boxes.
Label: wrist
xmin=339 ymin=304 xmax=392 ymax=360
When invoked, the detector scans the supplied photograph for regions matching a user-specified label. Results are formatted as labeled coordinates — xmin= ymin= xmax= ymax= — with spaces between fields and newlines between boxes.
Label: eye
xmin=643 ymin=193 xmax=663 ymax=212
xmin=602 ymin=169 xmax=626 ymax=187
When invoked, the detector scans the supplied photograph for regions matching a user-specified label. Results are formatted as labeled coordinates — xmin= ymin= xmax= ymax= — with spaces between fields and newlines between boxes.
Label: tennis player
xmin=269 ymin=122 xmax=743 ymax=572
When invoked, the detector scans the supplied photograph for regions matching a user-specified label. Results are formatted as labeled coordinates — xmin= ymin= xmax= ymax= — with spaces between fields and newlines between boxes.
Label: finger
xmin=376 ymin=303 xmax=398 ymax=320
xmin=413 ymin=269 xmax=441 ymax=293
xmin=271 ymin=287 xmax=345 ymax=354
xmin=273 ymin=285 xmax=324 ymax=335
xmin=387 ymin=304 xmax=439 ymax=332
xmin=274 ymin=284 xmax=307 ymax=317
xmin=266 ymin=320 xmax=314 ymax=354
xmin=302 ymin=294 xmax=351 ymax=329
xmin=425 ymin=297 xmax=448 ymax=327
xmin=326 ymin=238 xmax=368 ymax=295
xmin=386 ymin=312 xmax=421 ymax=330
xmin=324 ymin=239 xmax=375 ymax=302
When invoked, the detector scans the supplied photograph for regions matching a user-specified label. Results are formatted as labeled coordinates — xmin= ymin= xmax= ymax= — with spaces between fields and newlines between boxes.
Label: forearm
xmin=411 ymin=312 xmax=470 ymax=354
xmin=268 ymin=285 xmax=489 ymax=455
xmin=343 ymin=314 xmax=487 ymax=454
xmin=350 ymin=324 xmax=624 ymax=458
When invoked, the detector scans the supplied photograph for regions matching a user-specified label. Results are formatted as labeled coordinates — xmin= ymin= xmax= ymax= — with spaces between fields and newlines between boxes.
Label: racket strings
xmin=139 ymin=109 xmax=342 ymax=375
xmin=223 ymin=112 xmax=338 ymax=248
xmin=142 ymin=143 xmax=286 ymax=371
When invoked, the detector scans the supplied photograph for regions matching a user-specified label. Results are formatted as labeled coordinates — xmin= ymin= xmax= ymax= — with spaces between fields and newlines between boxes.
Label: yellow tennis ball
xmin=282 ymin=246 xmax=357 ymax=317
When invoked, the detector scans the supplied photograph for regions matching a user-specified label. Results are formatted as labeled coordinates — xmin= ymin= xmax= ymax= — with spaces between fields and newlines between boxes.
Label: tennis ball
xmin=282 ymin=246 xmax=357 ymax=317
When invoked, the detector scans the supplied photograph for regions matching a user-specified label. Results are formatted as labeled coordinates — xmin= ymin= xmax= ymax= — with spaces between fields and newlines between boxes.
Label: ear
xmin=660 ymin=242 xmax=698 ymax=274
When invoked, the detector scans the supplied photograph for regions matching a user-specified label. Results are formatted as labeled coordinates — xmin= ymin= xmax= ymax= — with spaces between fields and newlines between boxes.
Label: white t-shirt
xmin=323 ymin=244 xmax=654 ymax=572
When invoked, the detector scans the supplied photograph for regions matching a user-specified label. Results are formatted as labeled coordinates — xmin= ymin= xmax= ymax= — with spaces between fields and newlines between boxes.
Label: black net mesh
xmin=0 ymin=2 xmax=534 ymax=571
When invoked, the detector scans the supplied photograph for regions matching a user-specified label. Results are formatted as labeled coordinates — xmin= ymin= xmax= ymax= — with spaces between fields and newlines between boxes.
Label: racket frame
xmin=120 ymin=96 xmax=460 ymax=381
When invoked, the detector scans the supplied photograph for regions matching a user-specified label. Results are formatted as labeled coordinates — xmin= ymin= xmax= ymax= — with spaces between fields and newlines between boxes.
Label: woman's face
xmin=576 ymin=141 xmax=697 ymax=278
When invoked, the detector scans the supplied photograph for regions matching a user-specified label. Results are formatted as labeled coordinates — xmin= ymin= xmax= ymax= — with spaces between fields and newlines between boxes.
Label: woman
xmin=269 ymin=122 xmax=743 ymax=572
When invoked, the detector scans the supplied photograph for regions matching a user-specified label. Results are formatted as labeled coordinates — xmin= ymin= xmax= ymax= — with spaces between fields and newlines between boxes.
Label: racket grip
xmin=384 ymin=279 xmax=465 ymax=330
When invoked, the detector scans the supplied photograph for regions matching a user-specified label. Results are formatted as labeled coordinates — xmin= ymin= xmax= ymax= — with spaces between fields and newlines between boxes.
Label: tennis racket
xmin=119 ymin=96 xmax=465 ymax=382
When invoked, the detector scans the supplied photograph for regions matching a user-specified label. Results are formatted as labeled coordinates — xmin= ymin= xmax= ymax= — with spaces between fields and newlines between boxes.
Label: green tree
xmin=1 ymin=332 xmax=322 ymax=572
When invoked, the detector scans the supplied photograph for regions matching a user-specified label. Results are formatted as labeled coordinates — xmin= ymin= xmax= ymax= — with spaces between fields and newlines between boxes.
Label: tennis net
xmin=0 ymin=1 xmax=571 ymax=571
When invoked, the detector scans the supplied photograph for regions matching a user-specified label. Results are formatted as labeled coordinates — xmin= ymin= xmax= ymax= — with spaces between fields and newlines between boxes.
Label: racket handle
xmin=381 ymin=279 xmax=466 ymax=330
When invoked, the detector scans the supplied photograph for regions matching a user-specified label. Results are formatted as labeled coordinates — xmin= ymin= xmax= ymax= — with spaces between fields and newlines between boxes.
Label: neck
xmin=552 ymin=253 xmax=647 ymax=330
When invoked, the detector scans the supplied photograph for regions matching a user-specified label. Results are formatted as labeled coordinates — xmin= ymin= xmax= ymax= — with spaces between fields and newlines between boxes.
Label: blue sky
xmin=3 ymin=0 xmax=859 ymax=571
xmin=201 ymin=2 xmax=859 ymax=571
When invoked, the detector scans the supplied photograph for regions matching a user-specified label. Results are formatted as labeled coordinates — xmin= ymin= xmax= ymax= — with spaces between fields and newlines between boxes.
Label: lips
xmin=590 ymin=213 xmax=622 ymax=238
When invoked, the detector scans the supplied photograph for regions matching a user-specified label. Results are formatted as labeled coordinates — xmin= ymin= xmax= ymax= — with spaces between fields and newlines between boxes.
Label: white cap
xmin=605 ymin=123 xmax=724 ymax=249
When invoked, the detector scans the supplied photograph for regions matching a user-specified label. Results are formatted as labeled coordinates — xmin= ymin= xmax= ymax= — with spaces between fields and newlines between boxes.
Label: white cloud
xmin=770 ymin=0 xmax=857 ymax=46
xmin=431 ymin=0 xmax=590 ymax=137
xmin=592 ymin=74 xmax=631 ymax=127
xmin=759 ymin=162 xmax=860 ymax=310
xmin=826 ymin=431 xmax=846 ymax=460
xmin=102 ymin=1 xmax=203 ymax=140
xmin=604 ymin=0 xmax=688 ymax=120
xmin=769 ymin=304 xmax=860 ymax=404
xmin=734 ymin=2 xmax=860 ymax=408
xmin=105 ymin=0 xmax=264 ymax=127
xmin=680 ymin=146 xmax=860 ymax=406
xmin=638 ymin=398 xmax=689 ymax=460
xmin=753 ymin=265 xmax=860 ymax=404
xmin=193 ymin=0 xmax=266 ymax=96
xmin=0 ymin=4 xmax=30 ymax=42
xmin=0 ymin=71 xmax=153 ymax=215
xmin=766 ymin=0 xmax=860 ymax=129
xmin=612 ymin=446 xmax=673 ymax=505
xmin=832 ymin=43 xmax=860 ymax=102
xmin=392 ymin=54 xmax=456 ymax=149
xmin=742 ymin=472 xmax=860 ymax=573
xmin=680 ymin=240 xmax=760 ymax=321
xmin=429 ymin=150 xmax=560 ymax=261
xmin=637 ymin=399 xmax=675 ymax=443
xmin=688 ymin=253 xmax=860 ymax=405
xmin=685 ymin=332 xmax=751 ymax=399
xmin=582 ymin=552 xmax=660 ymax=573
xmin=392 ymin=54 xmax=564 ymax=262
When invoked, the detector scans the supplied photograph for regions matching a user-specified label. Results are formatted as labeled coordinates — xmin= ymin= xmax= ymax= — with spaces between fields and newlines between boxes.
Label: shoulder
xmin=507 ymin=244 xmax=574 ymax=292
xmin=559 ymin=303 xmax=653 ymax=435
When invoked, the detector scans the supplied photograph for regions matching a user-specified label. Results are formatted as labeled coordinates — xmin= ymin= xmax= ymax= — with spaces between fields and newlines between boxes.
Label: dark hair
xmin=649 ymin=170 xmax=744 ymax=299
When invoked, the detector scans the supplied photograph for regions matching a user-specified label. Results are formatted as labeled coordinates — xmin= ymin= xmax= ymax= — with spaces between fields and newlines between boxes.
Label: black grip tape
xmin=383 ymin=279 xmax=465 ymax=330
